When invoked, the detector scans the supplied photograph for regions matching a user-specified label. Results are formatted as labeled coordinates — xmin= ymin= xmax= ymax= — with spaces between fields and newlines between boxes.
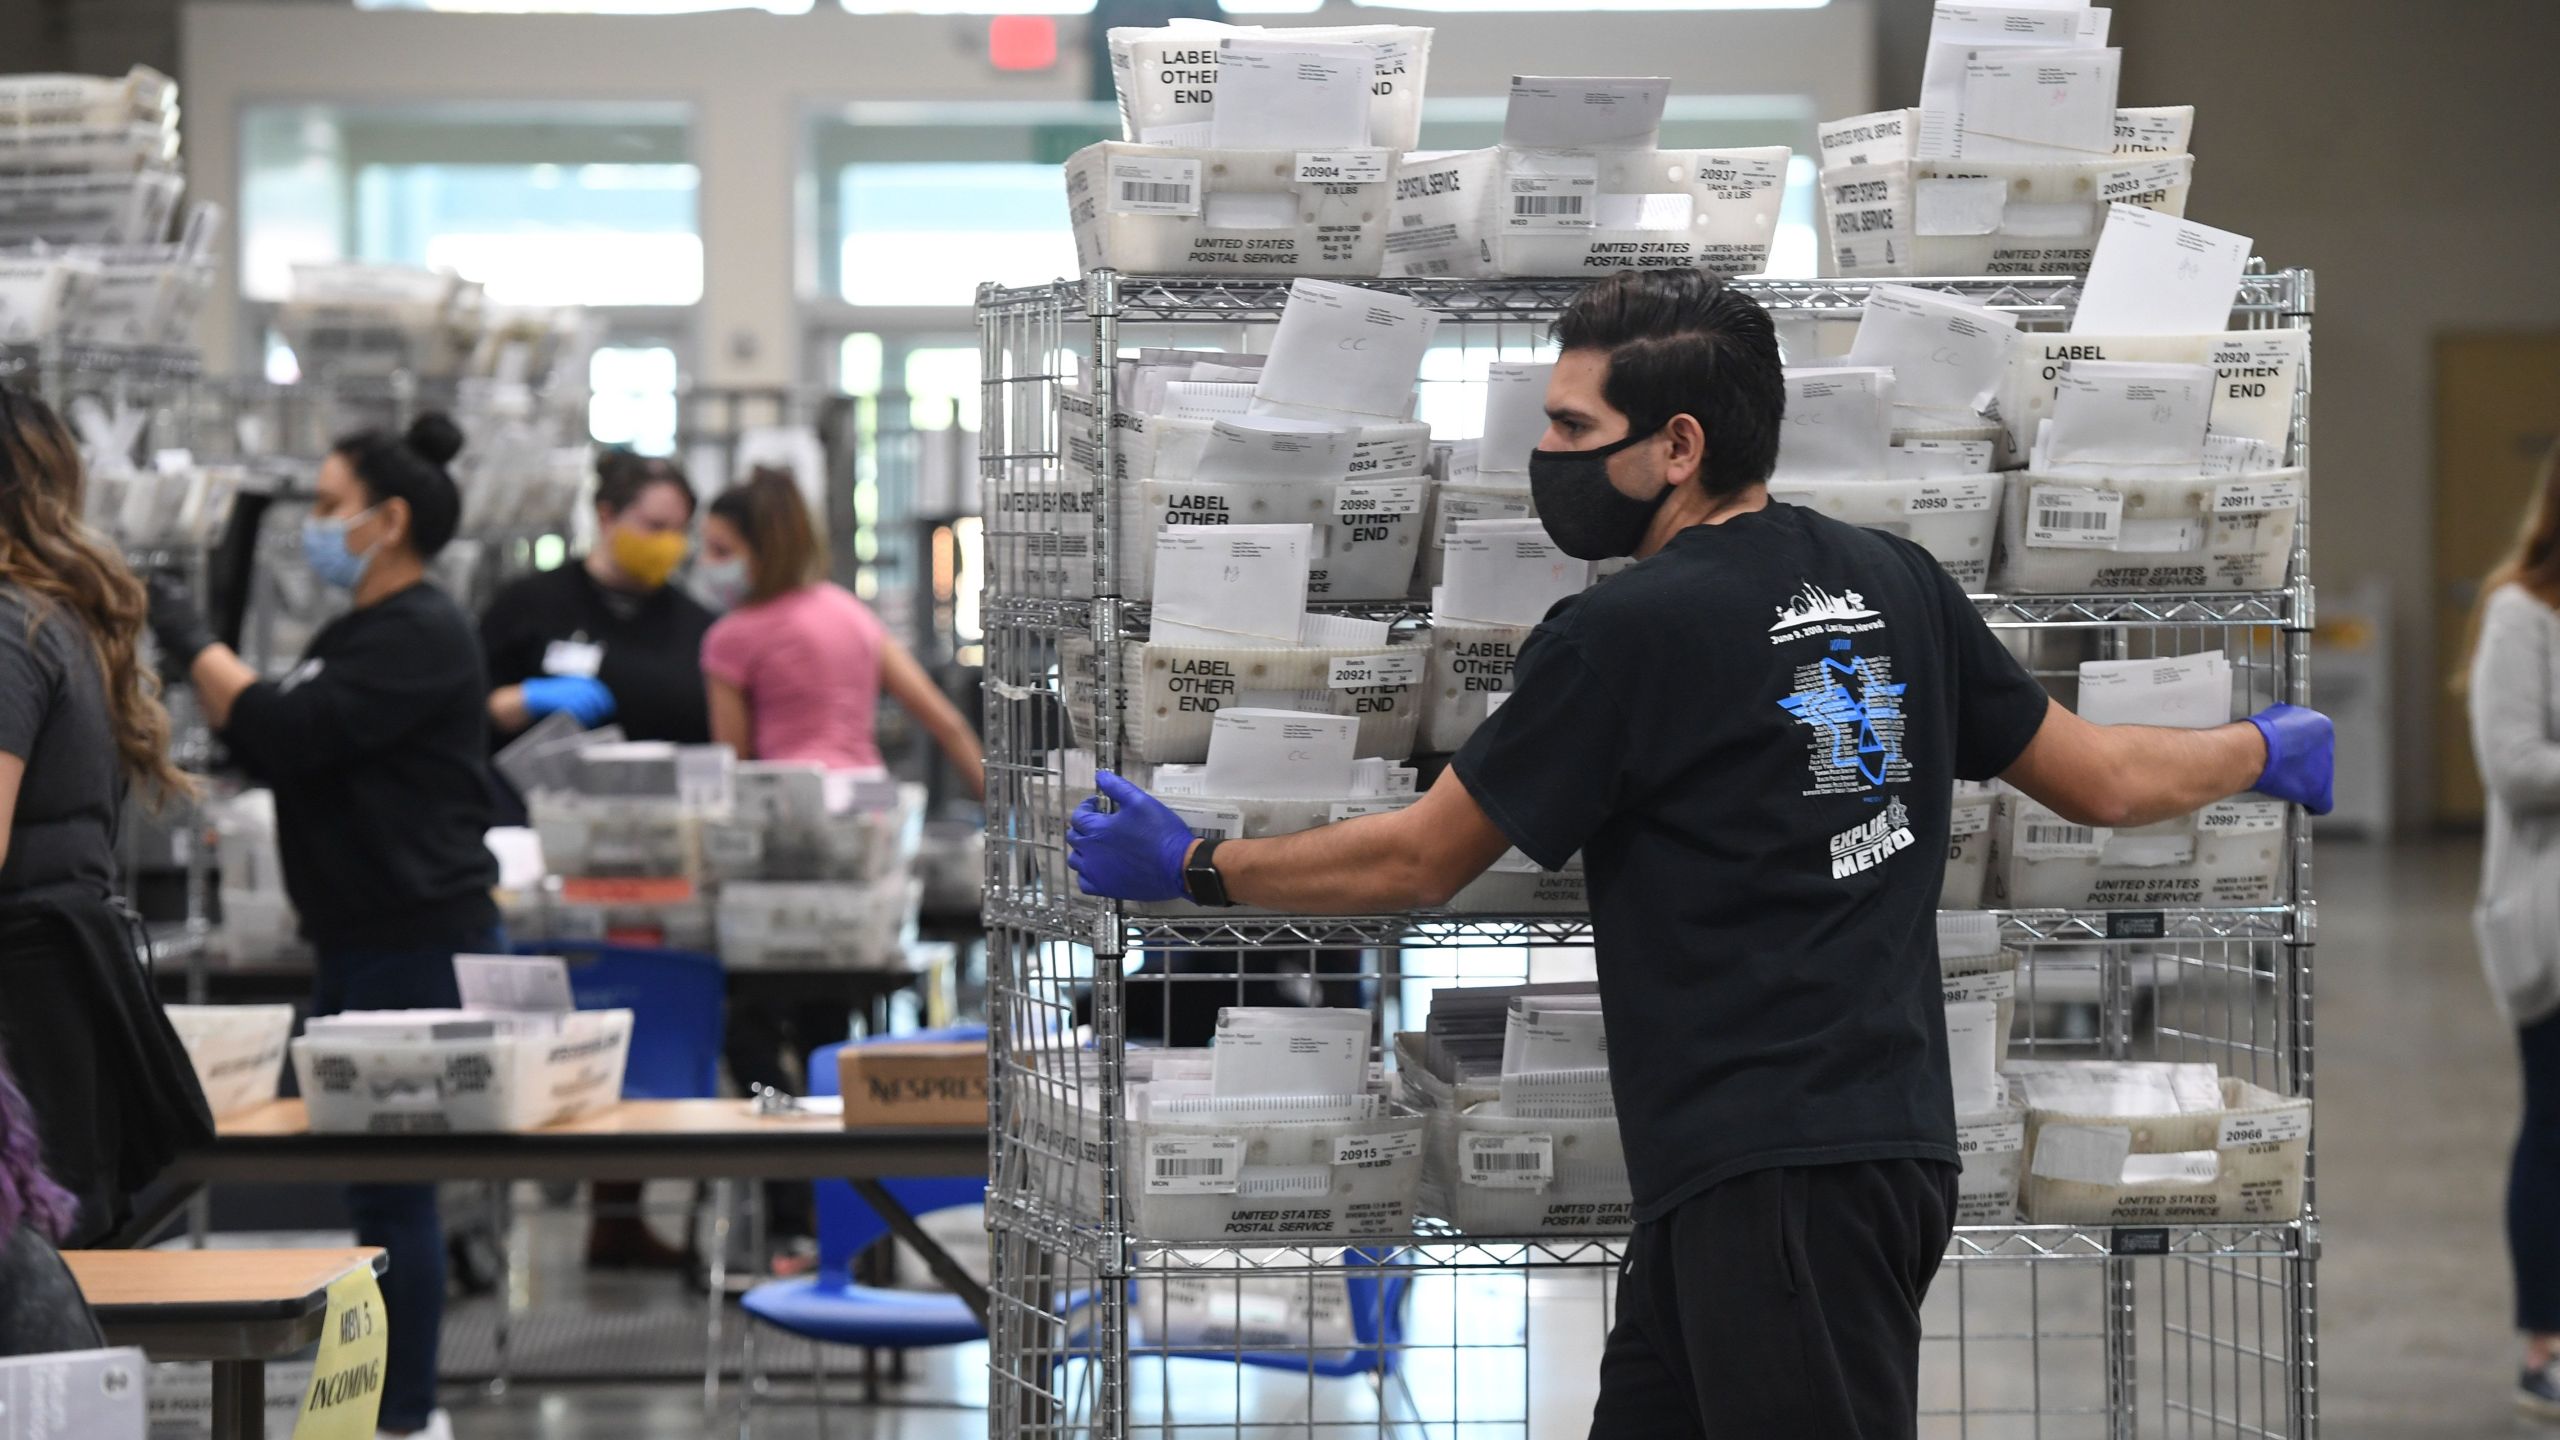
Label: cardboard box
xmin=839 ymin=1042 xmax=989 ymax=1129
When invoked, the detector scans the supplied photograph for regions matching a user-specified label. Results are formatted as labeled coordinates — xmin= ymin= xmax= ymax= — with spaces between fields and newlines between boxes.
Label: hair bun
xmin=404 ymin=412 xmax=465 ymax=467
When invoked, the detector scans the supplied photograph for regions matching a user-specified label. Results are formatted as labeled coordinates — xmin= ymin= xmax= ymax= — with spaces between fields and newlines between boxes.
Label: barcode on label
xmin=1106 ymin=158 xmax=1202 ymax=217
xmin=2026 ymin=487 xmax=2122 ymax=548
xmin=1143 ymin=1136 xmax=1243 ymax=1194
xmin=2025 ymin=823 xmax=2096 ymax=847
xmin=1461 ymin=1134 xmax=1553 ymax=1189
xmin=2038 ymin=509 xmax=2111 ymax=533
xmin=1512 ymin=194 xmax=1585 ymax=216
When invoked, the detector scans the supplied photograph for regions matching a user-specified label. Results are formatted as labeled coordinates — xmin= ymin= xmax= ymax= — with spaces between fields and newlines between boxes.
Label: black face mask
xmin=1527 ymin=421 xmax=1669 ymax=561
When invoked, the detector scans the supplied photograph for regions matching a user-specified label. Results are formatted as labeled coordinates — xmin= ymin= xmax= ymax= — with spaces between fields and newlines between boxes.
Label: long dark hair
xmin=0 ymin=385 xmax=190 ymax=800
xmin=2462 ymin=439 xmax=2560 ymax=686
xmin=708 ymin=466 xmax=826 ymax=605
xmin=0 ymin=1047 xmax=75 ymax=1243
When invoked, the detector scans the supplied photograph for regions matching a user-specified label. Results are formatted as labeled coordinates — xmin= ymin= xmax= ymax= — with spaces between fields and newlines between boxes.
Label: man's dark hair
xmin=330 ymin=412 xmax=466 ymax=558
xmin=1551 ymin=269 xmax=1786 ymax=498
xmin=594 ymin=447 xmax=697 ymax=517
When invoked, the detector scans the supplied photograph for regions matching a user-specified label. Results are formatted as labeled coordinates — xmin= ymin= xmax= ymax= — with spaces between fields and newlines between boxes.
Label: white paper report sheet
xmin=1252 ymin=279 xmax=1439 ymax=421
xmin=1202 ymin=707 xmax=1360 ymax=799
xmin=1845 ymin=286 xmax=2017 ymax=416
xmin=1774 ymin=367 xmax=1894 ymax=482
xmin=1151 ymin=524 xmax=1311 ymax=645
xmin=1502 ymin=76 xmax=1671 ymax=150
xmin=1208 ymin=39 xmax=1375 ymax=151
xmin=1477 ymin=362 xmax=1556 ymax=474
xmin=2042 ymin=360 xmax=2212 ymax=466
xmin=2072 ymin=205 xmax=2253 ymax=336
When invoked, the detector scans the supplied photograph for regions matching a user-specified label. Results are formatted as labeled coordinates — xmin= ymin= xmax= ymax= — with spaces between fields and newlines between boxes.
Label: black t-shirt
xmin=222 ymin=582 xmax=500 ymax=950
xmin=479 ymin=563 xmax=716 ymax=745
xmin=1450 ymin=503 xmax=2050 ymax=1221
xmin=0 ymin=586 xmax=118 ymax=905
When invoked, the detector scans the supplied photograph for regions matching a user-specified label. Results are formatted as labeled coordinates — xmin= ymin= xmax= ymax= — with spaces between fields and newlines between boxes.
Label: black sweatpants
xmin=1589 ymin=1158 xmax=1957 ymax=1440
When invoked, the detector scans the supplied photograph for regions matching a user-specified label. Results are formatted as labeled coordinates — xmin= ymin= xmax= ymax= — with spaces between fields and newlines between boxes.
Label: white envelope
xmin=1846 ymin=285 xmax=2017 ymax=416
xmin=1477 ymin=362 xmax=1557 ymax=476
xmin=1252 ymin=279 xmax=1439 ymax=421
xmin=1436 ymin=519 xmax=1589 ymax=626
xmin=1775 ymin=367 xmax=1895 ymax=482
xmin=1151 ymin=524 xmax=1312 ymax=645
xmin=1203 ymin=707 xmax=1360 ymax=800
xmin=2072 ymin=204 xmax=2252 ymax=336
xmin=1208 ymin=39 xmax=1376 ymax=150
xmin=1193 ymin=416 xmax=1354 ymax=483
xmin=2042 ymin=360 xmax=2212 ymax=467
xmin=1502 ymin=76 xmax=1670 ymax=151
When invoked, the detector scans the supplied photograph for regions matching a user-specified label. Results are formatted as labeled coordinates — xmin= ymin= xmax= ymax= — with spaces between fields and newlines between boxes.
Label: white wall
xmin=182 ymin=0 xmax=1872 ymax=387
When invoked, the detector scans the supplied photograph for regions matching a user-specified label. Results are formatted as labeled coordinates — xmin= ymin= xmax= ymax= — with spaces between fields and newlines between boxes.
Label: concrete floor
xmin=185 ymin=836 xmax=2544 ymax=1438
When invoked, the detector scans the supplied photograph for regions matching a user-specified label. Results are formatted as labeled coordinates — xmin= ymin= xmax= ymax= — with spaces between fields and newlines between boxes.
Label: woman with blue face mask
xmin=147 ymin=413 xmax=496 ymax=1440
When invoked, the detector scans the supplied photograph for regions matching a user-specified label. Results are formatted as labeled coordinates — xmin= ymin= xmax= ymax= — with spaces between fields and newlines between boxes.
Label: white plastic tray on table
xmin=716 ymin=878 xmax=918 ymax=971
xmin=0 ymin=168 xmax=181 ymax=248
xmin=292 ymin=1009 xmax=633 ymax=1135
xmin=165 ymin=1004 xmax=295 ymax=1120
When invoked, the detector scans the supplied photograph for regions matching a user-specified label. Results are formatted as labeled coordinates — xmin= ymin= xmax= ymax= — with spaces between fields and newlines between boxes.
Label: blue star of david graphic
xmin=1778 ymin=639 xmax=1907 ymax=787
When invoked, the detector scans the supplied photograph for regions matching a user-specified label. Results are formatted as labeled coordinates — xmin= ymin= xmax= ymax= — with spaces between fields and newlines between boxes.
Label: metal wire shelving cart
xmin=977 ymin=268 xmax=2316 ymax=1440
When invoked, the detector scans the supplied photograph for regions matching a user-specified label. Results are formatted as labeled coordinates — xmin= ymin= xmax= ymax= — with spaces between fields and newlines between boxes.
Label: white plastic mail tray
xmin=0 ymin=66 xmax=175 ymax=130
xmin=0 ymin=167 xmax=181 ymax=248
xmin=1819 ymin=153 xmax=2193 ymax=279
xmin=0 ymin=120 xmax=178 ymax=177
xmin=1123 ymin=478 xmax=1423 ymax=604
xmin=1418 ymin=482 xmax=1538 ymax=592
xmin=1391 ymin=1032 xmax=1501 ymax=1115
xmin=0 ymin=254 xmax=96 ymax=343
xmin=528 ymin=793 xmax=700 ymax=881
xmin=1993 ymin=331 xmax=2306 ymax=468
xmin=65 ymin=250 xmax=209 ymax=347
xmin=1019 ymin=1091 xmax=1426 ymax=1242
xmin=1108 ymin=24 xmax=1433 ymax=154
xmin=2020 ymin=1073 xmax=2309 ymax=1226
xmin=164 ymin=1004 xmax=295 ymax=1120
xmin=1419 ymin=619 xmax=1534 ymax=753
xmin=717 ymin=879 xmax=917 ymax=971
xmin=1989 ymin=792 xmax=2289 ymax=911
xmin=1994 ymin=470 xmax=2305 ymax=594
xmin=293 ymin=1009 xmax=633 ymax=1134
xmin=1943 ymin=783 xmax=1997 ymax=908
xmin=1064 ymin=636 xmax=1424 ymax=765
xmin=540 ymin=895 xmax=715 ymax=952
xmin=1955 ymin=1104 xmax=2027 ymax=1225
xmin=1422 ymin=1104 xmax=1631 ymax=1235
xmin=1767 ymin=476 xmax=2004 ymax=589
xmin=1139 ymin=416 xmax=1431 ymax=489
xmin=1385 ymin=146 xmax=1790 ymax=280
xmin=988 ymin=466 xmax=1098 ymax=597
xmin=1440 ymin=859 xmax=1586 ymax=916
xmin=1066 ymin=142 xmax=1399 ymax=278
xmin=1126 ymin=792 xmax=1421 ymax=918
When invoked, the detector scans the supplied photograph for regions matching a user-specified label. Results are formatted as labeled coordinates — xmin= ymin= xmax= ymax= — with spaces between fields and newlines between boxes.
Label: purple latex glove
xmin=1066 ymin=772 xmax=1196 ymax=902
xmin=2246 ymin=703 xmax=2334 ymax=816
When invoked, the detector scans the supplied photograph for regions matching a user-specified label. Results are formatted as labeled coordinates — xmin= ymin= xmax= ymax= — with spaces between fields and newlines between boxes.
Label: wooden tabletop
xmin=179 ymin=1099 xmax=987 ymax=1185
xmin=66 ymin=1247 xmax=382 ymax=1315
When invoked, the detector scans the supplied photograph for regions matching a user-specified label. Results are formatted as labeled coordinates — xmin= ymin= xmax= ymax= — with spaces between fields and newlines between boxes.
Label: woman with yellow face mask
xmin=481 ymin=450 xmax=713 ymax=747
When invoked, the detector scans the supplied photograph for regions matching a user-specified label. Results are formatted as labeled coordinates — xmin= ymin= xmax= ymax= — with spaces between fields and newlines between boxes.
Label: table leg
xmin=705 ymin=1177 xmax=733 ymax=1414
xmin=846 ymin=1177 xmax=989 ymax=1325
xmin=209 ymin=1359 xmax=263 ymax=1440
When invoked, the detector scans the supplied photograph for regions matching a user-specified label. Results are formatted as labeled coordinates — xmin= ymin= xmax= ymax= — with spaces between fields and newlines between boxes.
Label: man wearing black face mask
xmin=1069 ymin=269 xmax=2336 ymax=1437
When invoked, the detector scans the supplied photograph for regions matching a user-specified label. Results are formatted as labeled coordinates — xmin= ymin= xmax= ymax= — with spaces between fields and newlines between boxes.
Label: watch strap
xmin=1184 ymin=837 xmax=1235 ymax=908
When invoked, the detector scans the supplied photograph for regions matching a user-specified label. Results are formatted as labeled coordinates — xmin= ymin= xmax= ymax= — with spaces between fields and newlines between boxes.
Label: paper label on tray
xmin=1329 ymin=799 xmax=1411 ymax=822
xmin=2096 ymin=159 xmax=2189 ymax=209
xmin=1295 ymin=150 xmax=1390 ymax=185
xmin=1958 ymin=1120 xmax=2025 ymax=1156
xmin=1144 ymin=1136 xmax=1244 ymax=1194
xmin=1164 ymin=802 xmax=1244 ymax=842
xmin=2198 ymin=799 xmax=2287 ymax=835
xmin=2217 ymin=1109 xmax=2309 ymax=1149
xmin=1331 ymin=1129 xmax=1422 ymax=1167
xmin=1434 ymin=492 xmax=1535 ymax=546
xmin=1337 ymin=480 xmax=1423 ymax=519
xmin=2212 ymin=478 xmax=2302 ymax=516
xmin=2025 ymin=486 xmax=2123 ymax=548
xmin=1905 ymin=482 xmax=1995 ymax=516
xmin=1506 ymin=165 xmax=1598 ymax=231
xmin=1461 ymin=1132 xmax=1554 ymax=1188
xmin=1106 ymin=157 xmax=1202 ymax=217
xmin=1949 ymin=803 xmax=1992 ymax=838
xmin=1944 ymin=970 xmax=2016 ymax=1005
xmin=1329 ymin=652 xmax=1424 ymax=690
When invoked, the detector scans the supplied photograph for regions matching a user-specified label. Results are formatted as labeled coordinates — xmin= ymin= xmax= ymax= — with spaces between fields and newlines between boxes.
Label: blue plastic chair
xmin=519 ymin=941 xmax=727 ymax=1099
xmin=736 ymin=1032 xmax=992 ymax=1436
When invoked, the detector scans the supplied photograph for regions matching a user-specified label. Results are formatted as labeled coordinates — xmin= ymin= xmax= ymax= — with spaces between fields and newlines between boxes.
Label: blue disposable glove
xmin=1066 ymin=772 xmax=1197 ymax=902
xmin=2245 ymin=702 xmax=2334 ymax=816
xmin=520 ymin=675 xmax=617 ymax=728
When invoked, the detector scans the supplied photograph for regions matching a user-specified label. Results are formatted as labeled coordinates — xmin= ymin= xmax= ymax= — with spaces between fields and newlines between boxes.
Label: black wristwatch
xmin=1183 ymin=838 xmax=1235 ymax=908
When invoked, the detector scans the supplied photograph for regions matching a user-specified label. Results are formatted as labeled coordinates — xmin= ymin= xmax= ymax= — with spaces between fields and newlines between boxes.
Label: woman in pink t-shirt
xmin=696 ymin=469 xmax=983 ymax=795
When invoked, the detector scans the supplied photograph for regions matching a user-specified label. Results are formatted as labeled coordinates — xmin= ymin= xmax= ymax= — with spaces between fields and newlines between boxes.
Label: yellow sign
xmin=292 ymin=1264 xmax=388 ymax=1440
